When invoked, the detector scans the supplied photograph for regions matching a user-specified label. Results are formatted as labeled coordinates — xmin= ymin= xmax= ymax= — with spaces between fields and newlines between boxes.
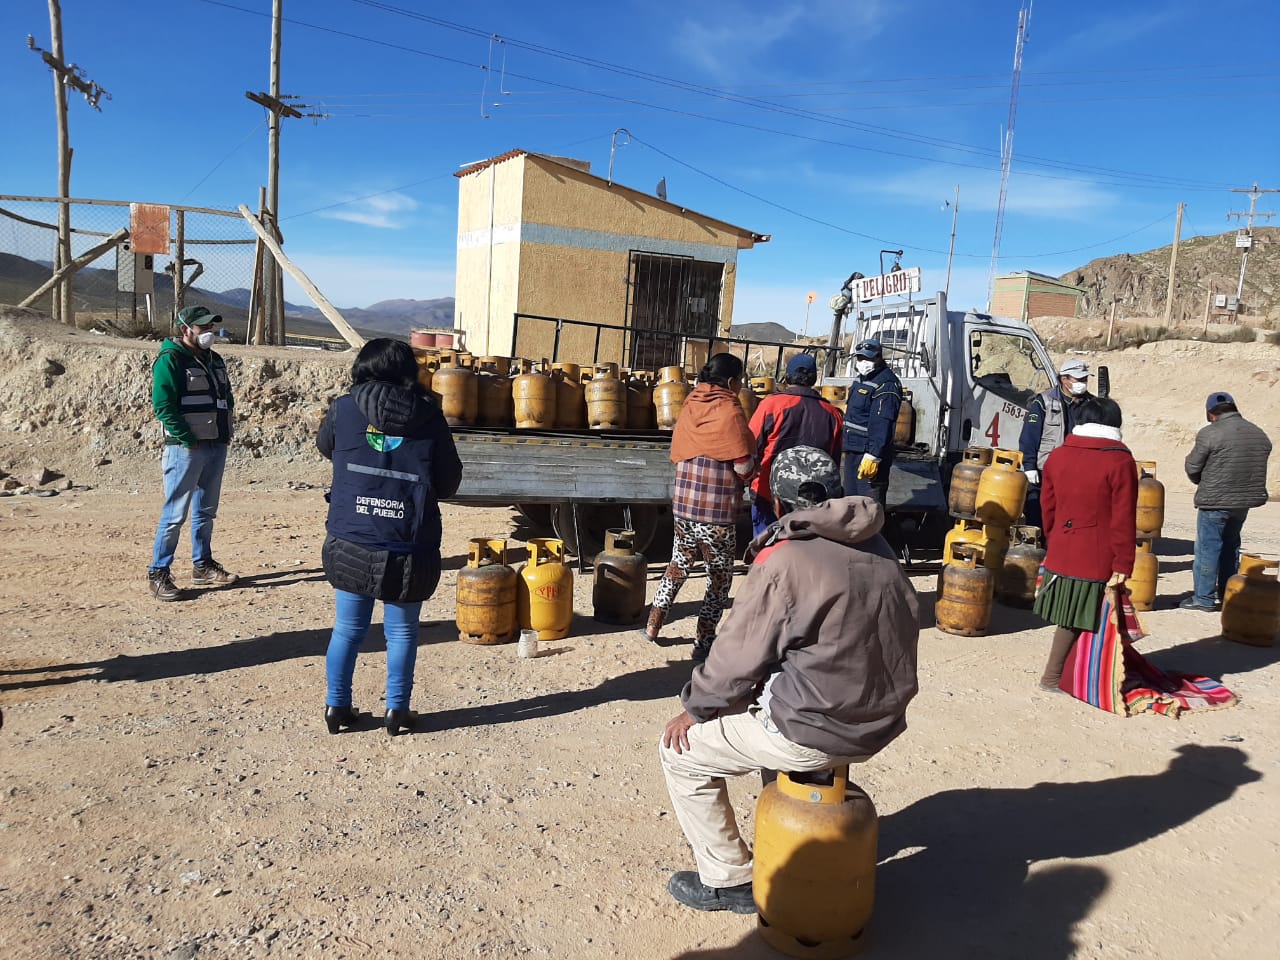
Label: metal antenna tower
xmin=987 ymin=2 xmax=1032 ymax=308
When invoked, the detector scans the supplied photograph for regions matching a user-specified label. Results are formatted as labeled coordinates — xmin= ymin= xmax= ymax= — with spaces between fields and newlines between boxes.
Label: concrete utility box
xmin=454 ymin=150 xmax=768 ymax=367
xmin=116 ymin=241 xmax=154 ymax=295
xmin=991 ymin=272 xmax=1084 ymax=321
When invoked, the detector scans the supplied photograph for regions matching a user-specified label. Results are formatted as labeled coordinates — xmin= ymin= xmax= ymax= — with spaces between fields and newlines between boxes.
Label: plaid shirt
xmin=672 ymin=454 xmax=751 ymax=524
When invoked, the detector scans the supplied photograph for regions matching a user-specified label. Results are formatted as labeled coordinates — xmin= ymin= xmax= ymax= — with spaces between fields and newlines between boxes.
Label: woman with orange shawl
xmin=642 ymin=353 xmax=756 ymax=661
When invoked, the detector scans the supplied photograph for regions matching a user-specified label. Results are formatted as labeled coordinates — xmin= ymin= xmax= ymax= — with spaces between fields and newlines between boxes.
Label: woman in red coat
xmin=1033 ymin=397 xmax=1137 ymax=689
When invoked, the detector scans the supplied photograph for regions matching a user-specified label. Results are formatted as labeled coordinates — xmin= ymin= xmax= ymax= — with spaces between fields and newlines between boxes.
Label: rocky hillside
xmin=1062 ymin=226 xmax=1279 ymax=324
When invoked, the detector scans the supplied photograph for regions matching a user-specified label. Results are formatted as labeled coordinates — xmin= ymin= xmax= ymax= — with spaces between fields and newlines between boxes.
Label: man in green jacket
xmin=147 ymin=305 xmax=239 ymax=601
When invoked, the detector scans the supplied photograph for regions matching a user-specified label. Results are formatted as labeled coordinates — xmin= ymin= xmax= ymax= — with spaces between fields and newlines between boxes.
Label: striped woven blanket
xmin=1059 ymin=587 xmax=1238 ymax=718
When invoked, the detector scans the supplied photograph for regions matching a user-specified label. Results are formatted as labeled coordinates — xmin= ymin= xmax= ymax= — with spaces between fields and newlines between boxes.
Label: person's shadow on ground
xmin=0 ymin=619 xmax=460 ymax=691
xmin=667 ymin=745 xmax=1258 ymax=960
xmin=871 ymin=744 xmax=1258 ymax=959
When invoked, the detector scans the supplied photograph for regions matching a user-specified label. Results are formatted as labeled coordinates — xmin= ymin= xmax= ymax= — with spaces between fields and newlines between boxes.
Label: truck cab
xmin=826 ymin=291 xmax=1059 ymax=561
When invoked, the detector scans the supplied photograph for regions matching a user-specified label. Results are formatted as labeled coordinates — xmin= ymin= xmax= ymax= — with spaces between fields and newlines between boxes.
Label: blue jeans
xmin=751 ymin=500 xmax=777 ymax=538
xmin=325 ymin=589 xmax=422 ymax=711
xmin=1192 ymin=508 xmax=1249 ymax=606
xmin=149 ymin=442 xmax=228 ymax=573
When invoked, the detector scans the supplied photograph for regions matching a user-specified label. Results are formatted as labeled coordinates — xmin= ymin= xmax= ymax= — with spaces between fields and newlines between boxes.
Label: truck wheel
xmin=515 ymin=504 xmax=555 ymax=536
xmin=549 ymin=503 xmax=661 ymax=559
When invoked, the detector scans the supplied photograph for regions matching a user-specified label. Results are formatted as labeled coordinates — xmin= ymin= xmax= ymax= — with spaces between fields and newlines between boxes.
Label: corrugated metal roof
xmin=455 ymin=149 xmax=770 ymax=243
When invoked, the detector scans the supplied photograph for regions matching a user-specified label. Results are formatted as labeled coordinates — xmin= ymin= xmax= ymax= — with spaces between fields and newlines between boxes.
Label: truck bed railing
xmin=510 ymin=312 xmax=845 ymax=377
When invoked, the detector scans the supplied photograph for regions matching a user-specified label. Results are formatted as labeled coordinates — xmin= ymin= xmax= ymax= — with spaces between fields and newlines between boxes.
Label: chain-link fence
xmin=0 ymin=195 xmax=256 ymax=337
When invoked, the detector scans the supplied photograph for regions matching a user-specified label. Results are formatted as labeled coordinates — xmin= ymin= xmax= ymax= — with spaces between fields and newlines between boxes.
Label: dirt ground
xmin=1 ymin=310 xmax=1279 ymax=959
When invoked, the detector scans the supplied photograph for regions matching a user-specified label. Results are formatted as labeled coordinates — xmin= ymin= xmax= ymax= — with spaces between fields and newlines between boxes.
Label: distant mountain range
xmin=0 ymin=252 xmax=454 ymax=340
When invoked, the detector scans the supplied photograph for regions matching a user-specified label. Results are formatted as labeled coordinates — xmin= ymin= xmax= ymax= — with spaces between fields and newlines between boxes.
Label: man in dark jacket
xmin=659 ymin=446 xmax=919 ymax=914
xmin=147 ymin=305 xmax=237 ymax=601
xmin=747 ymin=353 xmax=843 ymax=535
xmin=841 ymin=338 xmax=903 ymax=506
xmin=1018 ymin=357 xmax=1092 ymax=529
xmin=1181 ymin=391 xmax=1272 ymax=611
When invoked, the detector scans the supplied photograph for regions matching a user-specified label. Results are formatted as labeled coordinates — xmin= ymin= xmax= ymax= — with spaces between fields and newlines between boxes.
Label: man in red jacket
xmin=747 ymin=353 xmax=843 ymax=536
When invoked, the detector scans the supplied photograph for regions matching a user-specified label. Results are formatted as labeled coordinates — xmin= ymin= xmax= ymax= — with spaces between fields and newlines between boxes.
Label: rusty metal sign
xmin=129 ymin=203 xmax=171 ymax=255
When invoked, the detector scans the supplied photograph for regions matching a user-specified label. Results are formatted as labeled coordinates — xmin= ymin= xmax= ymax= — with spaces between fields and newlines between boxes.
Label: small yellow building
xmin=991 ymin=272 xmax=1084 ymax=321
xmin=454 ymin=150 xmax=768 ymax=368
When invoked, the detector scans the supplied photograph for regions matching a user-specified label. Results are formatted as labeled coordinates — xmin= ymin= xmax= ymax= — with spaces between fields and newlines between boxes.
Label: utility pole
xmin=245 ymin=0 xmax=301 ymax=345
xmin=944 ymin=184 xmax=960 ymax=302
xmin=28 ymin=1 xmax=109 ymax=325
xmin=1162 ymin=201 xmax=1183 ymax=326
xmin=1227 ymin=182 xmax=1277 ymax=302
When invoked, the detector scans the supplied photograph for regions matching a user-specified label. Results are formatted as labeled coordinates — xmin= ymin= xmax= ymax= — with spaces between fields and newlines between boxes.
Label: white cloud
xmin=282 ymin=251 xmax=454 ymax=310
xmin=673 ymin=0 xmax=888 ymax=82
xmin=317 ymin=192 xmax=420 ymax=230
xmin=831 ymin=166 xmax=1118 ymax=221
xmin=1041 ymin=8 xmax=1184 ymax=65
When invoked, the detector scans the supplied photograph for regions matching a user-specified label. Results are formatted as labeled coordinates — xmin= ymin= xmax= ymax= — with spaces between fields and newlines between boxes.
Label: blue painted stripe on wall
xmin=520 ymin=222 xmax=739 ymax=264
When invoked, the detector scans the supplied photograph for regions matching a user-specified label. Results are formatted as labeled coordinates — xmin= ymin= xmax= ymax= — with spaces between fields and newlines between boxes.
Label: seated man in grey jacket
xmin=659 ymin=445 xmax=920 ymax=914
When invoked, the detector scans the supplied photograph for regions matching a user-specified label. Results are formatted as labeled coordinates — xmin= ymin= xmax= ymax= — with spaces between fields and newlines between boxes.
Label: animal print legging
xmin=652 ymin=518 xmax=737 ymax=645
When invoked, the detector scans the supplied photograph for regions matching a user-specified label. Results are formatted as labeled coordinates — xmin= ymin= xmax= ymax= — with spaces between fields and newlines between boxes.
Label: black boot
xmin=385 ymin=708 xmax=415 ymax=737
xmin=324 ymin=705 xmax=361 ymax=735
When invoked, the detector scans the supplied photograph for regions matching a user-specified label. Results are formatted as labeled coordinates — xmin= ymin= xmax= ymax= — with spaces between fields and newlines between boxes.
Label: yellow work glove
xmin=857 ymin=454 xmax=880 ymax=480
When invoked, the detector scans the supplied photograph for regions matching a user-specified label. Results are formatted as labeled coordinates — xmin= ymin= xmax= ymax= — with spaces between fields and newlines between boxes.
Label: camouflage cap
xmin=770 ymin=445 xmax=843 ymax=511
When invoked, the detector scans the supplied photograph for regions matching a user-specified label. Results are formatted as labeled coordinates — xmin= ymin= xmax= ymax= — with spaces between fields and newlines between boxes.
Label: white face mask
xmin=194 ymin=330 xmax=216 ymax=350
xmin=1068 ymin=379 xmax=1088 ymax=397
xmin=855 ymin=359 xmax=876 ymax=377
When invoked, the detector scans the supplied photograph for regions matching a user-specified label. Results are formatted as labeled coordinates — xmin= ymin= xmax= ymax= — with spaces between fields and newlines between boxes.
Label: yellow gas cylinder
xmin=474 ymin=356 xmax=514 ymax=428
xmin=980 ymin=523 xmax=1010 ymax=572
xmin=1221 ymin=554 xmax=1280 ymax=647
xmin=997 ymin=525 xmax=1046 ymax=608
xmin=413 ymin=350 xmax=439 ymax=393
xmin=739 ymin=382 xmax=760 ymax=420
xmin=585 ymin=362 xmax=627 ymax=429
xmin=751 ymin=376 xmax=776 ymax=397
xmin=894 ymin=388 xmax=915 ymax=448
xmin=947 ymin=447 xmax=993 ymax=519
xmin=512 ymin=359 xmax=556 ymax=429
xmin=431 ymin=353 xmax=478 ymax=427
xmin=942 ymin=519 xmax=987 ymax=568
xmin=653 ymin=366 xmax=691 ymax=431
xmin=1135 ymin=461 xmax=1165 ymax=539
xmin=592 ymin=528 xmax=648 ymax=624
xmin=455 ymin=538 xmax=518 ymax=644
xmin=625 ymin=370 xmax=656 ymax=429
xmin=754 ymin=765 xmax=877 ymax=959
xmin=935 ymin=544 xmax=995 ymax=636
xmin=552 ymin=362 xmax=587 ymax=428
xmin=1127 ymin=537 xmax=1158 ymax=612
xmin=517 ymin=538 xmax=574 ymax=640
xmin=936 ymin=519 xmax=1001 ymax=592
xmin=975 ymin=449 xmax=1027 ymax=528
xmin=820 ymin=384 xmax=848 ymax=406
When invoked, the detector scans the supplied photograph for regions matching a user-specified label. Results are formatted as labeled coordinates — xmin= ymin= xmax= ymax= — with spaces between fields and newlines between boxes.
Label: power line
xmin=179 ymin=118 xmax=267 ymax=202
xmin=629 ymin=134 xmax=1174 ymax=261
xmin=338 ymin=0 xmax=1233 ymax=191
xmin=280 ymin=132 xmax=610 ymax=221
xmin=195 ymin=0 xmax=1232 ymax=192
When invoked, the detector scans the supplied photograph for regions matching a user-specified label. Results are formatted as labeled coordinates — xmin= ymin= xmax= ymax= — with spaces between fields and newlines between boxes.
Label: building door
xmin=626 ymin=252 xmax=724 ymax=371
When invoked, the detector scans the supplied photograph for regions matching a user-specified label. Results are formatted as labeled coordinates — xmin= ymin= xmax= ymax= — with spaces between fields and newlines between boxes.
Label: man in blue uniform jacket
xmin=841 ymin=338 xmax=903 ymax=506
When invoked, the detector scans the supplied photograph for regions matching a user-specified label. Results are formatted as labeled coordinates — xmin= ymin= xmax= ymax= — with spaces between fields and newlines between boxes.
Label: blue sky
xmin=3 ymin=0 xmax=1277 ymax=327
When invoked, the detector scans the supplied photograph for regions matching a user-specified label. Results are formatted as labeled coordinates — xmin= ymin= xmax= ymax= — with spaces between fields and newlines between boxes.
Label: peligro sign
xmin=851 ymin=266 xmax=922 ymax=302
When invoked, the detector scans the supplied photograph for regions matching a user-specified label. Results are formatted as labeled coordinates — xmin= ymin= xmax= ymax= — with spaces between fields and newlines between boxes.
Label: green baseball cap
xmin=177 ymin=305 xmax=222 ymax=328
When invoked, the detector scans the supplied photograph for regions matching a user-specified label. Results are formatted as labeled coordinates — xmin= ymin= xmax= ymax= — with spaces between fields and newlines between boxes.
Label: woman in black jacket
xmin=317 ymin=339 xmax=462 ymax=735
